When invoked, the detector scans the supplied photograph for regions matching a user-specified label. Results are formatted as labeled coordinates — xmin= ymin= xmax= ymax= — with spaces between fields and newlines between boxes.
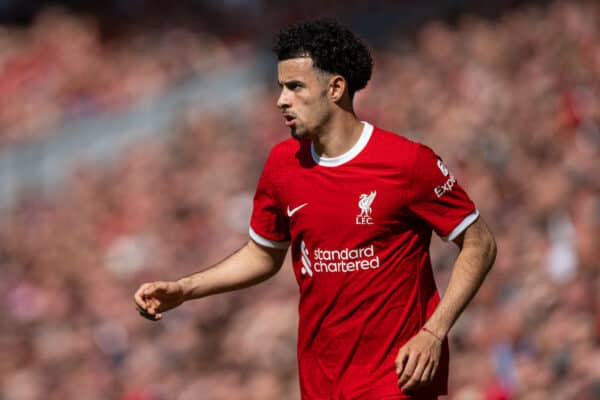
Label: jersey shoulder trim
xmin=442 ymin=209 xmax=480 ymax=241
xmin=249 ymin=226 xmax=290 ymax=249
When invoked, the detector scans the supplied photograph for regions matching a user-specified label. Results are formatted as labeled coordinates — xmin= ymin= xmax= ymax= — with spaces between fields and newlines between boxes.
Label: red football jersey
xmin=249 ymin=122 xmax=478 ymax=399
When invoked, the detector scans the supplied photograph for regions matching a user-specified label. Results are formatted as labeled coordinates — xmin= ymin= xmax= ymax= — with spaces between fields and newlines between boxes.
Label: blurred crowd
xmin=2 ymin=1 xmax=600 ymax=399
xmin=0 ymin=7 xmax=233 ymax=147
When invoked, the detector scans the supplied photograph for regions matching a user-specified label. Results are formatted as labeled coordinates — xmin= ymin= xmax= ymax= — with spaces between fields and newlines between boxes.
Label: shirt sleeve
xmin=249 ymin=151 xmax=290 ymax=249
xmin=408 ymin=144 xmax=479 ymax=241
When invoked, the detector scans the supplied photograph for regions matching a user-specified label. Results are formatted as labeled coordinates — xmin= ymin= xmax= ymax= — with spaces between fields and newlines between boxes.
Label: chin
xmin=290 ymin=126 xmax=311 ymax=140
xmin=290 ymin=128 xmax=304 ymax=140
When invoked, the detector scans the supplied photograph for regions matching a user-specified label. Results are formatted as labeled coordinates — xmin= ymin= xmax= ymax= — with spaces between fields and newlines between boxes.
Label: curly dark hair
xmin=273 ymin=18 xmax=373 ymax=98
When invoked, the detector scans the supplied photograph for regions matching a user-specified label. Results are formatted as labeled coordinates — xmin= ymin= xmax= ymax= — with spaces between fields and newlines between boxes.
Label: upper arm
xmin=249 ymin=149 xmax=291 ymax=247
xmin=452 ymin=216 xmax=497 ymax=262
xmin=247 ymin=238 xmax=288 ymax=274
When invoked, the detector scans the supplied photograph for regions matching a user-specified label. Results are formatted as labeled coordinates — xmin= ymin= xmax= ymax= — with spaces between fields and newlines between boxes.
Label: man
xmin=134 ymin=19 xmax=497 ymax=400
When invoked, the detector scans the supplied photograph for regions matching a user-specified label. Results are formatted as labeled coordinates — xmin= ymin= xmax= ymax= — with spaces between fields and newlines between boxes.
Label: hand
xmin=395 ymin=329 xmax=443 ymax=392
xmin=134 ymin=281 xmax=185 ymax=321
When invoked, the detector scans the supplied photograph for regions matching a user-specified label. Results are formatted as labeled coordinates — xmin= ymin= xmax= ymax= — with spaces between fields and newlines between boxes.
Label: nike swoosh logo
xmin=287 ymin=203 xmax=308 ymax=217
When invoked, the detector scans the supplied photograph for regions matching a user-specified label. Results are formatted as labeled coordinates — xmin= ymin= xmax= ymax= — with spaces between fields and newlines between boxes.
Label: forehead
xmin=277 ymin=57 xmax=319 ymax=82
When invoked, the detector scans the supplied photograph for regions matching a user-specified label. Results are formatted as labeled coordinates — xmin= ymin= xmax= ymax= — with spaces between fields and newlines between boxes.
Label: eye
xmin=287 ymin=81 xmax=303 ymax=91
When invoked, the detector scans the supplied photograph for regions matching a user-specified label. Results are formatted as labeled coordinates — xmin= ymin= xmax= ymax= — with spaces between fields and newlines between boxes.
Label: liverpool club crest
xmin=356 ymin=191 xmax=376 ymax=225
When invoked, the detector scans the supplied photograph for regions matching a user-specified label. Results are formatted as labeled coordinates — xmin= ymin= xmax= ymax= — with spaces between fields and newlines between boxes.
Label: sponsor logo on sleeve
xmin=434 ymin=160 xmax=456 ymax=198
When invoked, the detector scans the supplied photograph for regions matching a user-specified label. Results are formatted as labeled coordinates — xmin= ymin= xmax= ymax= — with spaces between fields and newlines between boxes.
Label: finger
xmin=148 ymin=298 xmax=161 ymax=314
xmin=144 ymin=282 xmax=168 ymax=297
xmin=420 ymin=361 xmax=434 ymax=386
xmin=138 ymin=309 xmax=159 ymax=321
xmin=401 ymin=357 xmax=428 ymax=391
xmin=397 ymin=353 xmax=419 ymax=389
xmin=134 ymin=284 xmax=150 ymax=309
xmin=402 ymin=357 xmax=429 ymax=391
xmin=409 ymin=360 xmax=434 ymax=392
xmin=395 ymin=349 xmax=409 ymax=375
xmin=427 ymin=360 xmax=439 ymax=382
xmin=143 ymin=282 xmax=158 ymax=297
xmin=135 ymin=304 xmax=147 ymax=314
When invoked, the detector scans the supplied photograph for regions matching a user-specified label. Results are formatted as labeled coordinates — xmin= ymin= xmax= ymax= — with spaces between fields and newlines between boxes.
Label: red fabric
xmin=485 ymin=381 xmax=511 ymax=400
xmin=250 ymin=125 xmax=476 ymax=399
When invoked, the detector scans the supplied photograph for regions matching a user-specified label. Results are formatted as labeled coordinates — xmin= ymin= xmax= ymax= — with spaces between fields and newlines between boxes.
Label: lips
xmin=283 ymin=113 xmax=297 ymax=127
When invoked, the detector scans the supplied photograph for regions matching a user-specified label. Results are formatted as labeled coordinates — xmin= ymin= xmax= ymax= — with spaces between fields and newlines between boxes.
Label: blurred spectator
xmin=0 ymin=6 xmax=233 ymax=147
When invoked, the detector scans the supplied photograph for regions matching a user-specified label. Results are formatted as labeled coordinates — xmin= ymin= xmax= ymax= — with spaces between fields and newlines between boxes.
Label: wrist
xmin=176 ymin=278 xmax=192 ymax=301
xmin=422 ymin=326 xmax=445 ymax=342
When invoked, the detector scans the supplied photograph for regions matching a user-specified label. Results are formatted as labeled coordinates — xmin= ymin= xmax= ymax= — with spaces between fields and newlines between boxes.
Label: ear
xmin=328 ymin=75 xmax=347 ymax=102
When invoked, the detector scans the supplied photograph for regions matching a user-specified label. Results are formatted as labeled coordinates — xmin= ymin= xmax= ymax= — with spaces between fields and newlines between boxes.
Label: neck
xmin=312 ymin=109 xmax=364 ymax=158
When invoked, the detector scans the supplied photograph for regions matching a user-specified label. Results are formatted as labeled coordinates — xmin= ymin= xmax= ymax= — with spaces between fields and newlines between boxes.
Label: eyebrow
xmin=278 ymin=79 xmax=304 ymax=88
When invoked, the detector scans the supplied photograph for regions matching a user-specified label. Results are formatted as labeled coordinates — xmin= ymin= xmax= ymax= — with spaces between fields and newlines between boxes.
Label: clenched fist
xmin=134 ymin=281 xmax=185 ymax=321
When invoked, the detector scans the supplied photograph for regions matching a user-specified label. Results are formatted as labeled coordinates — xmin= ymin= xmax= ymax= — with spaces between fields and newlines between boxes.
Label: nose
xmin=277 ymin=88 xmax=290 ymax=109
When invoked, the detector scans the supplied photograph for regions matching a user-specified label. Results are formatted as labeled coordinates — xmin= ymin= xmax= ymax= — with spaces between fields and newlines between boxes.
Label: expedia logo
xmin=299 ymin=241 xmax=380 ymax=275
xmin=434 ymin=159 xmax=456 ymax=198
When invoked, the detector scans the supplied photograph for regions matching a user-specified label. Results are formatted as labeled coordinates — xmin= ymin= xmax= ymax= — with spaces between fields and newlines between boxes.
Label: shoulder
xmin=261 ymin=137 xmax=307 ymax=173
xmin=375 ymin=126 xmax=423 ymax=148
xmin=269 ymin=137 xmax=304 ymax=158
xmin=367 ymin=125 xmax=423 ymax=165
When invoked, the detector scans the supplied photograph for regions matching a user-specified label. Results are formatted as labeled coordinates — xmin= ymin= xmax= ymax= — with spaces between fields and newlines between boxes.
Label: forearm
xmin=177 ymin=240 xmax=287 ymax=301
xmin=425 ymin=218 xmax=497 ymax=337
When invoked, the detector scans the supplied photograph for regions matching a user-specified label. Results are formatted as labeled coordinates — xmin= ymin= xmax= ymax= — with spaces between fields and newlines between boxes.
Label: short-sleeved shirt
xmin=249 ymin=122 xmax=478 ymax=400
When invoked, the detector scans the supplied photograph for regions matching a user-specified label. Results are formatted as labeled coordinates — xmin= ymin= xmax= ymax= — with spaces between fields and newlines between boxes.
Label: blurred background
xmin=1 ymin=0 xmax=599 ymax=399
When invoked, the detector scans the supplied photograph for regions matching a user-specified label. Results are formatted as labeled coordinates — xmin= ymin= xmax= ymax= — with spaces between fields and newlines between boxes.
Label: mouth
xmin=283 ymin=114 xmax=297 ymax=127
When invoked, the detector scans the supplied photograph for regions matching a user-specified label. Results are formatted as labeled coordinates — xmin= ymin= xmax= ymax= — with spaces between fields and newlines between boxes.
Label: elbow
xmin=484 ymin=230 xmax=497 ymax=273
xmin=458 ymin=217 xmax=497 ymax=273
xmin=472 ymin=216 xmax=497 ymax=273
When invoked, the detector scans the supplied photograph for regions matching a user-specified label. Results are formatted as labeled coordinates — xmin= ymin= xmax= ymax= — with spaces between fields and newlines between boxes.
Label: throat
xmin=312 ymin=121 xmax=365 ymax=158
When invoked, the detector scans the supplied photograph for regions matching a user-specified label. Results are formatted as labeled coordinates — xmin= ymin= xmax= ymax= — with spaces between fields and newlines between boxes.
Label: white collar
xmin=310 ymin=122 xmax=373 ymax=167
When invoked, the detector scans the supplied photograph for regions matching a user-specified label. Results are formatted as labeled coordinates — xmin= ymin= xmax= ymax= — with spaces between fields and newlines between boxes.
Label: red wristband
xmin=422 ymin=326 xmax=443 ymax=342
